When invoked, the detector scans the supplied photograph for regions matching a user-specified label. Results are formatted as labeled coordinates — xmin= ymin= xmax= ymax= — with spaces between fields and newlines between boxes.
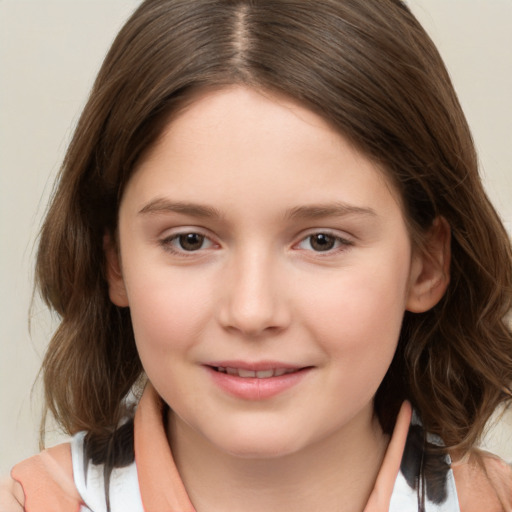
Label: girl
xmin=2 ymin=0 xmax=512 ymax=510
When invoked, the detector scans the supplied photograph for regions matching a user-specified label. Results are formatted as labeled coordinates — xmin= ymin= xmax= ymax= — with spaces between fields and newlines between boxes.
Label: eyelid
xmin=158 ymin=227 xmax=220 ymax=256
xmin=156 ymin=227 xmax=354 ymax=257
xmin=293 ymin=229 xmax=354 ymax=253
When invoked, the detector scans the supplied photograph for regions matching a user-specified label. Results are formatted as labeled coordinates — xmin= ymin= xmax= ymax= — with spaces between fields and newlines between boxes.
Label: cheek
xmin=301 ymin=276 xmax=405 ymax=417
xmin=123 ymin=265 xmax=215 ymax=360
xmin=296 ymin=253 xmax=410 ymax=370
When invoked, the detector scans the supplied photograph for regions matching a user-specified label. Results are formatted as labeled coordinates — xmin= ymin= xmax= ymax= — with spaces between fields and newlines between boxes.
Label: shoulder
xmin=7 ymin=442 xmax=83 ymax=512
xmin=0 ymin=475 xmax=25 ymax=512
xmin=452 ymin=449 xmax=512 ymax=512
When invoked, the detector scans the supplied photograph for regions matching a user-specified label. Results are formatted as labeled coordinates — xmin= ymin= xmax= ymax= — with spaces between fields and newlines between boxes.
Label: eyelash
xmin=294 ymin=232 xmax=354 ymax=254
xmin=159 ymin=231 xmax=216 ymax=256
xmin=158 ymin=230 xmax=353 ymax=256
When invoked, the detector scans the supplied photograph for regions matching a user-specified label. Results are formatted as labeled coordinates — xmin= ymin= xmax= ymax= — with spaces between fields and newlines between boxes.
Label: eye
xmin=177 ymin=233 xmax=207 ymax=251
xmin=297 ymin=232 xmax=352 ymax=253
xmin=161 ymin=232 xmax=215 ymax=253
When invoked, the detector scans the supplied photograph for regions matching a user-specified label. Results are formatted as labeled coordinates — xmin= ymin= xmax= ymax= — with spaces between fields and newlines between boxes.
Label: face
xmin=107 ymin=86 xmax=436 ymax=459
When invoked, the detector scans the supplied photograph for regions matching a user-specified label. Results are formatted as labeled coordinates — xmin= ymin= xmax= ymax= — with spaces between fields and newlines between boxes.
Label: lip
xmin=206 ymin=360 xmax=303 ymax=371
xmin=204 ymin=360 xmax=312 ymax=400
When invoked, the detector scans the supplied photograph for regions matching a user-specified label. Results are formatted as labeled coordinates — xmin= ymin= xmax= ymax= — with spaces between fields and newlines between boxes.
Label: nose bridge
xmin=218 ymin=243 xmax=288 ymax=336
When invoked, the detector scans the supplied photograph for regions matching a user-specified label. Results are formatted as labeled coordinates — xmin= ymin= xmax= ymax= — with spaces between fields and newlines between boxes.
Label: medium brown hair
xmin=38 ymin=0 xmax=512 ymax=462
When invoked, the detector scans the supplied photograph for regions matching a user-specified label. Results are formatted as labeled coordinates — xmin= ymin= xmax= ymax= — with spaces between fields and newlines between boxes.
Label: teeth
xmin=238 ymin=368 xmax=256 ymax=378
xmin=256 ymin=369 xmax=274 ymax=378
xmin=216 ymin=367 xmax=297 ymax=378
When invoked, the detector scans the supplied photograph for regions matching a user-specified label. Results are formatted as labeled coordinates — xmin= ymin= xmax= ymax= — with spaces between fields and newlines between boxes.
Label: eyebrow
xmin=285 ymin=203 xmax=377 ymax=220
xmin=138 ymin=198 xmax=377 ymax=220
xmin=138 ymin=198 xmax=222 ymax=218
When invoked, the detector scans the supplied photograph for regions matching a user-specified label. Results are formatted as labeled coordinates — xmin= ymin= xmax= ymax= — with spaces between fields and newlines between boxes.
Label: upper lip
xmin=204 ymin=360 xmax=306 ymax=371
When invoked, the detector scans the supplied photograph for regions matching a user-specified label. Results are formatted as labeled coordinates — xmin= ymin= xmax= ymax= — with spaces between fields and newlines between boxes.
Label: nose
xmin=217 ymin=248 xmax=291 ymax=337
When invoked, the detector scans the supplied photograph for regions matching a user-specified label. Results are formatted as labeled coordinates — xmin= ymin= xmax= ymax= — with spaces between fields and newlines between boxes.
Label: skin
xmin=0 ymin=478 xmax=24 ymax=510
xmin=106 ymin=86 xmax=449 ymax=512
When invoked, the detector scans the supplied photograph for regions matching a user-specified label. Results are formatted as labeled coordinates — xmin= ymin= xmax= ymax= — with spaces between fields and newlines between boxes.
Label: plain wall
xmin=1 ymin=0 xmax=511 ymax=475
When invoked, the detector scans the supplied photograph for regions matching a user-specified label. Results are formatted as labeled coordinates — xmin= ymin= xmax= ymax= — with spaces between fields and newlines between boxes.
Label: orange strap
xmin=364 ymin=401 xmax=413 ymax=511
xmin=11 ymin=443 xmax=83 ymax=512
xmin=453 ymin=450 xmax=512 ymax=512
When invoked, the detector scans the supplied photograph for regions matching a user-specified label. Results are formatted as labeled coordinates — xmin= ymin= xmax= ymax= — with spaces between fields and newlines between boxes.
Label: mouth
xmin=212 ymin=367 xmax=300 ymax=379
xmin=205 ymin=362 xmax=312 ymax=400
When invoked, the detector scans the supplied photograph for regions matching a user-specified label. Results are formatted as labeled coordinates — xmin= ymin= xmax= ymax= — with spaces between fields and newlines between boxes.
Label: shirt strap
xmin=11 ymin=442 xmax=83 ymax=512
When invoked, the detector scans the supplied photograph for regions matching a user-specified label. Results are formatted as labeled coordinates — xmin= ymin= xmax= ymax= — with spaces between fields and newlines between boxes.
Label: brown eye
xmin=178 ymin=233 xmax=206 ymax=251
xmin=160 ymin=231 xmax=216 ymax=255
xmin=309 ymin=233 xmax=336 ymax=251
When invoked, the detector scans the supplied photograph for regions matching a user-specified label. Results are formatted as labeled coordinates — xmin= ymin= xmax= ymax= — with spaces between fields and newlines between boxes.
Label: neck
xmin=167 ymin=405 xmax=389 ymax=512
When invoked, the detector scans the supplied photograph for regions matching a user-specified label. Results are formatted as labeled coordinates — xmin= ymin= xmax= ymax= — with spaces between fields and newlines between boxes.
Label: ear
xmin=103 ymin=233 xmax=129 ymax=307
xmin=406 ymin=217 xmax=451 ymax=313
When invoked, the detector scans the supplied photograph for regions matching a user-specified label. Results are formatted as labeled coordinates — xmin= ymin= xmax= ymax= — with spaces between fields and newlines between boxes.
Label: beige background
xmin=1 ymin=0 xmax=511 ymax=475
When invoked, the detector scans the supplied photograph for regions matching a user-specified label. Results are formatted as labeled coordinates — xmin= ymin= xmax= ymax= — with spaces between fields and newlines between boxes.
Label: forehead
xmin=124 ymin=85 xmax=403 ymax=220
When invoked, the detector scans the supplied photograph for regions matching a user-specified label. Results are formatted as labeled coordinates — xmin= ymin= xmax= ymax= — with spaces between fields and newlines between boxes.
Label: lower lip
xmin=206 ymin=367 xmax=311 ymax=400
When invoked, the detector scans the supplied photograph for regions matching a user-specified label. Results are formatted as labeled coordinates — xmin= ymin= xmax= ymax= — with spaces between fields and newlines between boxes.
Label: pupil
xmin=311 ymin=234 xmax=335 ymax=251
xmin=179 ymin=233 xmax=204 ymax=251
